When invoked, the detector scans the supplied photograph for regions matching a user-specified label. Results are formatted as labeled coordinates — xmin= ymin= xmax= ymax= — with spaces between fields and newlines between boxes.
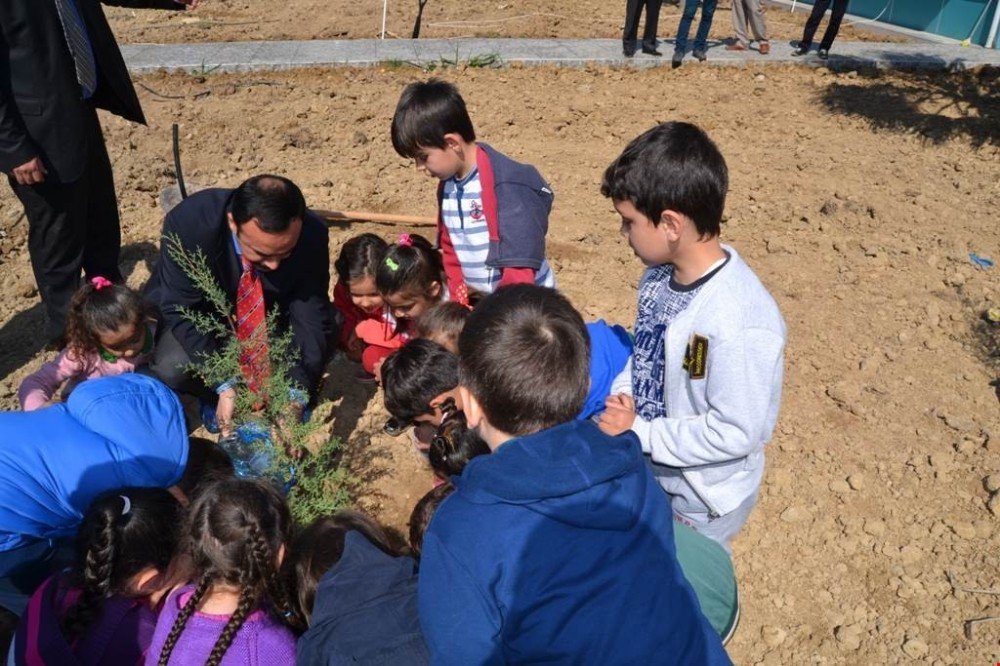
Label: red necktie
xmin=236 ymin=257 xmax=270 ymax=395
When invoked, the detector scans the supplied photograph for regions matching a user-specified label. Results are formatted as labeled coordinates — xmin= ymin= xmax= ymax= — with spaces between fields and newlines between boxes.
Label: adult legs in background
xmin=819 ymin=0 xmax=850 ymax=51
xmin=674 ymin=0 xmax=702 ymax=54
xmin=692 ymin=0 xmax=719 ymax=54
xmin=798 ymin=0 xmax=833 ymax=50
xmin=641 ymin=0 xmax=663 ymax=50
xmin=732 ymin=0 xmax=768 ymax=46
xmin=8 ymin=108 xmax=122 ymax=341
xmin=623 ymin=0 xmax=645 ymax=52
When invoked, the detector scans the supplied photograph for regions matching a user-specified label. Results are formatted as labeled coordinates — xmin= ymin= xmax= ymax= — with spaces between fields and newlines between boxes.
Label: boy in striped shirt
xmin=391 ymin=79 xmax=556 ymax=305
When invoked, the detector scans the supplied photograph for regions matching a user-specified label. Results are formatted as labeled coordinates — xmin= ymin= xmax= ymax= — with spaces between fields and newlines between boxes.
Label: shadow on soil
xmin=818 ymin=56 xmax=999 ymax=147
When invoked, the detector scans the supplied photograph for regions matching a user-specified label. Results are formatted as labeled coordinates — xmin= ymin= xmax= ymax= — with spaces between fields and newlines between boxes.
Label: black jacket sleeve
xmin=286 ymin=214 xmax=333 ymax=395
xmin=0 ymin=30 xmax=38 ymax=173
xmin=155 ymin=210 xmax=225 ymax=371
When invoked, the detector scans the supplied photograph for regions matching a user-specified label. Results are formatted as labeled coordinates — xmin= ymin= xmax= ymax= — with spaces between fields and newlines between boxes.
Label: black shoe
xmin=818 ymin=48 xmax=829 ymax=60
xmin=693 ymin=49 xmax=707 ymax=62
xmin=671 ymin=51 xmax=683 ymax=68
xmin=642 ymin=46 xmax=663 ymax=56
xmin=791 ymin=45 xmax=809 ymax=56
xmin=623 ymin=46 xmax=636 ymax=58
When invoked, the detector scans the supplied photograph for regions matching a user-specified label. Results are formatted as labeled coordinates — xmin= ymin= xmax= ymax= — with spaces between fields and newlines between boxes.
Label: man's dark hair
xmin=390 ymin=79 xmax=476 ymax=159
xmin=177 ymin=437 xmax=235 ymax=498
xmin=382 ymin=339 xmax=459 ymax=423
xmin=600 ymin=122 xmax=728 ymax=238
xmin=459 ymin=285 xmax=589 ymax=437
xmin=231 ymin=174 xmax=307 ymax=233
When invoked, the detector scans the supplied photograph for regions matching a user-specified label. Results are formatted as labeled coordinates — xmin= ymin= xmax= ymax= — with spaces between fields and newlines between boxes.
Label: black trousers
xmin=623 ymin=0 xmax=663 ymax=49
xmin=8 ymin=108 xmax=122 ymax=339
xmin=147 ymin=325 xmax=218 ymax=404
xmin=799 ymin=0 xmax=849 ymax=51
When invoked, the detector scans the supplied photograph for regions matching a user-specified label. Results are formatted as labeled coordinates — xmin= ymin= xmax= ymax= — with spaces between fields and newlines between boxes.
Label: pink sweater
xmin=18 ymin=349 xmax=150 ymax=411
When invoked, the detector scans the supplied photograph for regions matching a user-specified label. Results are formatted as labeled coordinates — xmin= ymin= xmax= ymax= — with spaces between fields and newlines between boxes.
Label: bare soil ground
xmin=1 ymin=64 xmax=997 ymax=663
xmin=104 ymin=0 xmax=906 ymax=45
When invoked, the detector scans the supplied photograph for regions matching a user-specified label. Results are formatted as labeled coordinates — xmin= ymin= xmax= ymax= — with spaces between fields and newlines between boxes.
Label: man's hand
xmin=12 ymin=157 xmax=46 ymax=186
xmin=598 ymin=393 xmax=636 ymax=436
xmin=216 ymin=388 xmax=237 ymax=437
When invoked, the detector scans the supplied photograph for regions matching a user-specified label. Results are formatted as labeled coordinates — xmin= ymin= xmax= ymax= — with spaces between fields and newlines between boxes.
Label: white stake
xmin=381 ymin=0 xmax=388 ymax=39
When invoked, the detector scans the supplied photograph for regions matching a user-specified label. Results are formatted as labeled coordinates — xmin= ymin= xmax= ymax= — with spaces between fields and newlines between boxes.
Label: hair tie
xmin=385 ymin=257 xmax=400 ymax=272
xmin=91 ymin=276 xmax=113 ymax=291
xmin=398 ymin=234 xmax=413 ymax=247
xmin=119 ymin=495 xmax=131 ymax=516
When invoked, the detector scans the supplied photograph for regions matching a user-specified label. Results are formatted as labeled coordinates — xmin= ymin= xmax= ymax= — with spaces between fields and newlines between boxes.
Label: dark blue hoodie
xmin=418 ymin=420 xmax=731 ymax=665
xmin=297 ymin=532 xmax=430 ymax=665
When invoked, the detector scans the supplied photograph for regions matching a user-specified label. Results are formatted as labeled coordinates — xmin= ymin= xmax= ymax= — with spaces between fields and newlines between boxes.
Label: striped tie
xmin=236 ymin=258 xmax=270 ymax=396
xmin=52 ymin=0 xmax=97 ymax=98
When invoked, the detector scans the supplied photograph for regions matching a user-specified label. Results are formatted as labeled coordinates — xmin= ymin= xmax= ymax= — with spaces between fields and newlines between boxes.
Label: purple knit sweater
xmin=144 ymin=586 xmax=296 ymax=666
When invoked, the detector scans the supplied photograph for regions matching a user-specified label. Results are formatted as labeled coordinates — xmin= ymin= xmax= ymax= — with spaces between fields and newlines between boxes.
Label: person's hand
xmin=598 ymin=393 xmax=636 ymax=436
xmin=216 ymin=388 xmax=237 ymax=437
xmin=345 ymin=332 xmax=365 ymax=362
xmin=12 ymin=157 xmax=46 ymax=185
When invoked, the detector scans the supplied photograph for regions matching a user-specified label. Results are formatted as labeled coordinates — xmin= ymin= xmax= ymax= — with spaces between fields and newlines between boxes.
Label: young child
xmin=11 ymin=488 xmax=182 ymax=665
xmin=391 ymin=79 xmax=556 ymax=306
xmin=408 ymin=484 xmax=454 ymax=558
xmin=380 ymin=339 xmax=460 ymax=446
xmin=413 ymin=301 xmax=471 ymax=354
xmin=359 ymin=234 xmax=446 ymax=378
xmin=293 ymin=514 xmax=428 ymax=665
xmin=19 ymin=277 xmax=154 ymax=411
xmin=598 ymin=121 xmax=787 ymax=551
xmin=332 ymin=233 xmax=389 ymax=364
xmin=427 ymin=407 xmax=490 ymax=483
xmin=418 ymin=284 xmax=729 ymax=664
xmin=147 ymin=478 xmax=300 ymax=666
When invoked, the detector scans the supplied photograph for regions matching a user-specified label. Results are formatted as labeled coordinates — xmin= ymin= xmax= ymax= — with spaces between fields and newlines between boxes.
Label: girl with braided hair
xmin=11 ymin=488 xmax=182 ymax=664
xmin=147 ymin=478 xmax=300 ymax=666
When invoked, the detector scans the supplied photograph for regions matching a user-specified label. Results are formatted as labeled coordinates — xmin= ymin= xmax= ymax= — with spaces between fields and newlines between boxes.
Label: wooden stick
xmin=317 ymin=209 xmax=436 ymax=226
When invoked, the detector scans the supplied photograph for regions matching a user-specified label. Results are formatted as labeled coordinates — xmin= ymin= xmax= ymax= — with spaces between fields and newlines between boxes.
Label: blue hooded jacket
xmin=297 ymin=531 xmax=429 ymax=665
xmin=418 ymin=420 xmax=731 ymax=665
xmin=0 ymin=375 xmax=188 ymax=551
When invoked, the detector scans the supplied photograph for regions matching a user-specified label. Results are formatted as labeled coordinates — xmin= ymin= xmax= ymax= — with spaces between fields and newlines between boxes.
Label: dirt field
xmin=104 ymin=0 xmax=906 ymax=45
xmin=0 ymin=63 xmax=997 ymax=663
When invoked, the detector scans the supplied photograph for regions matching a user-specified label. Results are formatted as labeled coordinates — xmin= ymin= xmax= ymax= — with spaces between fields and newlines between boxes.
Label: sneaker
xmin=383 ymin=416 xmax=409 ymax=437
xmin=693 ymin=49 xmax=707 ymax=62
xmin=818 ymin=48 xmax=829 ymax=60
xmin=672 ymin=51 xmax=684 ymax=68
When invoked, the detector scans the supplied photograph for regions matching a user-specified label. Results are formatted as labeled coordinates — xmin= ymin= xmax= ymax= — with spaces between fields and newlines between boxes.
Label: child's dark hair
xmin=176 ymin=437 xmax=235 ymax=500
xmin=600 ymin=121 xmax=728 ymax=238
xmin=287 ymin=512 xmax=395 ymax=625
xmin=428 ymin=407 xmax=490 ymax=480
xmin=459 ymin=284 xmax=589 ymax=436
xmin=156 ymin=478 xmax=301 ymax=666
xmin=334 ymin=233 xmax=388 ymax=286
xmin=375 ymin=234 xmax=444 ymax=299
xmin=381 ymin=339 xmax=458 ymax=424
xmin=63 ymin=488 xmax=182 ymax=640
xmin=390 ymin=79 xmax=476 ymax=159
xmin=231 ymin=174 xmax=306 ymax=233
xmin=415 ymin=302 xmax=471 ymax=351
xmin=64 ymin=280 xmax=150 ymax=361
xmin=408 ymin=484 xmax=455 ymax=558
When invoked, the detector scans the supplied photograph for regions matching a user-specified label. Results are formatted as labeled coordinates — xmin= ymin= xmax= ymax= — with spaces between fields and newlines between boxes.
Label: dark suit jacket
xmin=145 ymin=189 xmax=334 ymax=396
xmin=0 ymin=0 xmax=181 ymax=182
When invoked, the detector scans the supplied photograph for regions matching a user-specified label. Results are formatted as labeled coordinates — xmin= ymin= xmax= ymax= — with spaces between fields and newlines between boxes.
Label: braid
xmin=62 ymin=507 xmax=116 ymax=640
xmin=206 ymin=585 xmax=257 ymax=666
xmin=247 ymin=522 xmax=303 ymax=632
xmin=157 ymin=577 xmax=211 ymax=666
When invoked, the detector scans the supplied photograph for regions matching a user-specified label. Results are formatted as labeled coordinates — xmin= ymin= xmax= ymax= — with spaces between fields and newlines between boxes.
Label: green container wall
xmin=795 ymin=0 xmax=999 ymax=46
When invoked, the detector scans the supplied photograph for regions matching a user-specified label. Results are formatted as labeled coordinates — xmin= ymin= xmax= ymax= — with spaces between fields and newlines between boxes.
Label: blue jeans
xmin=674 ymin=0 xmax=718 ymax=54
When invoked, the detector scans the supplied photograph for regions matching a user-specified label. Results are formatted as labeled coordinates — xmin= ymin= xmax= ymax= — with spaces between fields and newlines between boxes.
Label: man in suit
xmin=623 ymin=0 xmax=664 ymax=57
xmin=145 ymin=174 xmax=334 ymax=431
xmin=0 ymin=0 xmax=197 ymax=343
